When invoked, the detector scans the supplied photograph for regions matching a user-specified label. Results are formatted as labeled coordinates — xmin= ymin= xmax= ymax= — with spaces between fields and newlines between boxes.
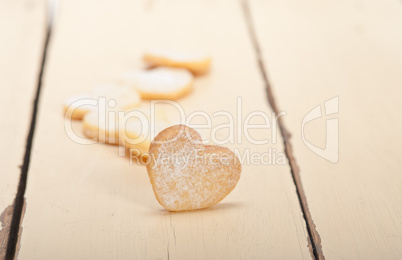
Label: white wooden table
xmin=1 ymin=0 xmax=401 ymax=259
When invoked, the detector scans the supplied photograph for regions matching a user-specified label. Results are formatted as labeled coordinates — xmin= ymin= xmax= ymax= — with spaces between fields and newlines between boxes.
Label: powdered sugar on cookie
xmin=147 ymin=125 xmax=241 ymax=211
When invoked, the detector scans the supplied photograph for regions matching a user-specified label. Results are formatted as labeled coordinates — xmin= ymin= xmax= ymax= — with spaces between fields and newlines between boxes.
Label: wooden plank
xmin=249 ymin=0 xmax=402 ymax=258
xmin=18 ymin=0 xmax=312 ymax=259
xmin=0 ymin=0 xmax=46 ymax=257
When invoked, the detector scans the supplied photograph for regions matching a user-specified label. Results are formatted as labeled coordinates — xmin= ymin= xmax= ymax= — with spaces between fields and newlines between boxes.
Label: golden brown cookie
xmin=120 ymin=67 xmax=193 ymax=100
xmin=63 ymin=93 xmax=95 ymax=120
xmin=119 ymin=107 xmax=171 ymax=155
xmin=82 ymin=108 xmax=120 ymax=144
xmin=64 ymin=85 xmax=141 ymax=120
xmin=143 ymin=49 xmax=211 ymax=75
xmin=146 ymin=125 xmax=241 ymax=211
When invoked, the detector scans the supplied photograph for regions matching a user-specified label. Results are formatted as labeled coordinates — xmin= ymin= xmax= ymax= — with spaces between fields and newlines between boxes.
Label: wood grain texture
xmin=18 ymin=0 xmax=312 ymax=259
xmin=0 ymin=0 xmax=46 ymax=257
xmin=0 ymin=205 xmax=13 ymax=259
xmin=249 ymin=0 xmax=402 ymax=258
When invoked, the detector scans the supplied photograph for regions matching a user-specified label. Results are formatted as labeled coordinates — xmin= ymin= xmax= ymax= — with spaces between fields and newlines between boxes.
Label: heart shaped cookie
xmin=63 ymin=93 xmax=94 ymax=120
xmin=81 ymin=85 xmax=142 ymax=144
xmin=64 ymin=84 xmax=141 ymax=120
xmin=143 ymin=49 xmax=211 ymax=75
xmin=146 ymin=125 xmax=241 ymax=211
xmin=120 ymin=67 xmax=193 ymax=100
xmin=119 ymin=106 xmax=174 ymax=155
xmin=82 ymin=108 xmax=120 ymax=144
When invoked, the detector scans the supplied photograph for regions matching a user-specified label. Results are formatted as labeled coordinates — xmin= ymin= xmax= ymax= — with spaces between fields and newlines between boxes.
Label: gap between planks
xmin=4 ymin=1 xmax=323 ymax=259
xmin=5 ymin=28 xmax=52 ymax=260
xmin=241 ymin=1 xmax=325 ymax=259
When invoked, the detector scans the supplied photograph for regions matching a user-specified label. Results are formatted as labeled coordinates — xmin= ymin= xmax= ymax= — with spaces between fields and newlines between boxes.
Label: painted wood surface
xmin=0 ymin=0 xmax=46 ymax=257
xmin=18 ymin=0 xmax=311 ymax=259
xmin=249 ymin=0 xmax=402 ymax=258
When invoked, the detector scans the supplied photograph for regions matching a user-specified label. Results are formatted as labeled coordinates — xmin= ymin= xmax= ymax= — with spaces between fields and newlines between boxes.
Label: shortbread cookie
xmin=63 ymin=93 xmax=95 ymax=120
xmin=83 ymin=105 xmax=173 ymax=149
xmin=82 ymin=107 xmax=151 ymax=146
xmin=146 ymin=125 xmax=241 ymax=211
xmin=120 ymin=107 xmax=174 ymax=155
xmin=120 ymin=67 xmax=193 ymax=100
xmin=143 ymin=49 xmax=211 ymax=75
xmin=82 ymin=108 xmax=120 ymax=144
xmin=64 ymin=85 xmax=141 ymax=120
xmin=123 ymin=120 xmax=168 ymax=155
xmin=91 ymin=85 xmax=141 ymax=110
xmin=83 ymin=106 xmax=152 ymax=145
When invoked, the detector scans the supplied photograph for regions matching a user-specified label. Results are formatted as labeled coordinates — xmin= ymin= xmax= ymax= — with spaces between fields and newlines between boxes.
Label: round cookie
xmin=120 ymin=67 xmax=193 ymax=100
xmin=146 ymin=125 xmax=241 ymax=211
xmin=143 ymin=49 xmax=211 ymax=75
